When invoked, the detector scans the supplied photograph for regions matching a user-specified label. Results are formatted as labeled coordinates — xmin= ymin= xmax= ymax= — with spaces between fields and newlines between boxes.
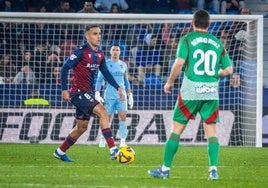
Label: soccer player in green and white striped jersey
xmin=148 ymin=9 xmax=233 ymax=180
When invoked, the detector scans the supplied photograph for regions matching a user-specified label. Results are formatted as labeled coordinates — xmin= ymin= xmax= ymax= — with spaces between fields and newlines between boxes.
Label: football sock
xmin=119 ymin=121 xmax=127 ymax=139
xmin=209 ymin=166 xmax=217 ymax=171
xmin=163 ymin=132 xmax=180 ymax=168
xmin=207 ymin=136 xmax=220 ymax=167
xmin=102 ymin=128 xmax=115 ymax=148
xmin=59 ymin=135 xmax=77 ymax=152
xmin=161 ymin=165 xmax=170 ymax=171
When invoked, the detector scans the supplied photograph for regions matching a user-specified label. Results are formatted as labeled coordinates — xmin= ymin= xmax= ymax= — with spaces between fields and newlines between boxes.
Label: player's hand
xmin=95 ymin=91 xmax=104 ymax=104
xmin=164 ymin=82 xmax=173 ymax=94
xmin=128 ymin=93 xmax=134 ymax=109
xmin=118 ymin=88 xmax=125 ymax=101
xmin=62 ymin=90 xmax=71 ymax=102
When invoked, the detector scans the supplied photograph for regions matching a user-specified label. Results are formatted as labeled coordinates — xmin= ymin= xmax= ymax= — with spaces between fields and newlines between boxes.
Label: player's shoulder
xmin=120 ymin=60 xmax=128 ymax=67
xmin=106 ymin=59 xmax=113 ymax=64
xmin=72 ymin=44 xmax=86 ymax=54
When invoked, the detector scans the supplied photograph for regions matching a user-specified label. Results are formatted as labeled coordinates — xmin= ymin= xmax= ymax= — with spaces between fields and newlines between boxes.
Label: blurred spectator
xmin=219 ymin=26 xmax=232 ymax=51
xmin=161 ymin=23 xmax=176 ymax=45
xmin=4 ymin=22 xmax=23 ymax=53
xmin=231 ymin=7 xmax=250 ymax=38
xmin=127 ymin=23 xmax=154 ymax=79
xmin=128 ymin=23 xmax=153 ymax=47
xmin=126 ymin=0 xmax=147 ymax=13
xmin=229 ymin=73 xmax=241 ymax=88
xmin=32 ymin=40 xmax=48 ymax=83
xmin=53 ymin=0 xmax=75 ymax=13
xmin=230 ymin=40 xmax=245 ymax=73
xmin=22 ymin=23 xmax=51 ymax=51
xmin=38 ymin=3 xmax=48 ymax=13
xmin=47 ymin=66 xmax=61 ymax=84
xmin=59 ymin=24 xmax=78 ymax=61
xmin=151 ymin=0 xmax=178 ymax=14
xmin=26 ymin=0 xmax=39 ymax=12
xmin=0 ymin=54 xmax=16 ymax=83
xmin=52 ymin=66 xmax=61 ymax=84
xmin=239 ymin=7 xmax=251 ymax=15
xmin=41 ymin=0 xmax=60 ymax=12
xmin=144 ymin=64 xmax=163 ymax=87
xmin=94 ymin=0 xmax=128 ymax=13
xmin=69 ymin=0 xmax=85 ymax=12
xmin=77 ymin=0 xmax=99 ymax=13
xmin=176 ymin=0 xmax=194 ymax=13
xmin=45 ymin=51 xmax=62 ymax=83
xmin=0 ymin=0 xmax=12 ymax=12
xmin=23 ymin=88 xmax=50 ymax=106
xmin=136 ymin=33 xmax=162 ymax=84
xmin=193 ymin=0 xmax=219 ymax=14
xmin=110 ymin=3 xmax=120 ymax=13
xmin=12 ymin=63 xmax=36 ymax=84
xmin=221 ymin=0 xmax=245 ymax=14
xmin=219 ymin=72 xmax=242 ymax=108
xmin=20 ymin=49 xmax=34 ymax=71
xmin=46 ymin=51 xmax=62 ymax=67
xmin=163 ymin=34 xmax=180 ymax=76
xmin=0 ymin=0 xmax=26 ymax=12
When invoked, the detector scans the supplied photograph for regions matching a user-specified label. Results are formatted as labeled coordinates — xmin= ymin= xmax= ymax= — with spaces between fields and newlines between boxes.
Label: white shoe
xmin=99 ymin=138 xmax=106 ymax=148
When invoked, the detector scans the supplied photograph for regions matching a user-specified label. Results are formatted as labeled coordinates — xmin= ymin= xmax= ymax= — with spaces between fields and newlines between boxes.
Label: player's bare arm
xmin=164 ymin=57 xmax=185 ymax=94
xmin=218 ymin=66 xmax=233 ymax=78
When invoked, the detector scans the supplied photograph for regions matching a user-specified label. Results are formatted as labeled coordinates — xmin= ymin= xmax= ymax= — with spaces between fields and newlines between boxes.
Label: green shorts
xmin=173 ymin=95 xmax=220 ymax=125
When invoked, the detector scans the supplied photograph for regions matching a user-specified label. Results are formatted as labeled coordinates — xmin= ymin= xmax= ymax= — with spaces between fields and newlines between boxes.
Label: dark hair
xmin=85 ymin=0 xmax=94 ymax=3
xmin=85 ymin=24 xmax=100 ymax=32
xmin=110 ymin=3 xmax=119 ymax=13
xmin=193 ymin=9 xmax=210 ymax=29
xmin=111 ymin=43 xmax=120 ymax=47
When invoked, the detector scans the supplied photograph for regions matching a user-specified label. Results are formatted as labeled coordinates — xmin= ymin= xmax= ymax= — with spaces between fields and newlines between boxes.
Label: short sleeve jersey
xmin=177 ymin=31 xmax=232 ymax=100
xmin=97 ymin=59 xmax=128 ymax=99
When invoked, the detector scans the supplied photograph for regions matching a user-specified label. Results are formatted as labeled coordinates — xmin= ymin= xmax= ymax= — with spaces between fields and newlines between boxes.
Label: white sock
xmin=209 ymin=166 xmax=217 ymax=171
xmin=161 ymin=165 xmax=170 ymax=171
xmin=110 ymin=146 xmax=117 ymax=152
xmin=57 ymin=148 xmax=65 ymax=155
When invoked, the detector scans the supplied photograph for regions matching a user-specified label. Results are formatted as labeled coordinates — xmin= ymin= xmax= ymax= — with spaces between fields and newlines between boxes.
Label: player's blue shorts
xmin=105 ymin=98 xmax=127 ymax=115
xmin=70 ymin=92 xmax=99 ymax=120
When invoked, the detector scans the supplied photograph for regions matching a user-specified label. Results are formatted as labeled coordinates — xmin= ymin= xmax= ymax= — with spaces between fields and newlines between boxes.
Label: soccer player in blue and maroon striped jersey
xmin=53 ymin=24 xmax=125 ymax=162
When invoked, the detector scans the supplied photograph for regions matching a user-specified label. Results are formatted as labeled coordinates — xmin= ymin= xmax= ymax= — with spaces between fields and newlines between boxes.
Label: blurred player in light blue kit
xmin=95 ymin=44 xmax=133 ymax=148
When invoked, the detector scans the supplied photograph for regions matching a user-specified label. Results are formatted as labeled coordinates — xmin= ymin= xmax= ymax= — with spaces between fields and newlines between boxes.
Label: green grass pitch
xmin=0 ymin=143 xmax=268 ymax=188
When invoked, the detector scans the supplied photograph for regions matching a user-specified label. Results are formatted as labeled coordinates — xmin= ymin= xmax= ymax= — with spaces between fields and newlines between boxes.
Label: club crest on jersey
xmin=70 ymin=54 xmax=77 ymax=60
xmin=195 ymin=85 xmax=217 ymax=94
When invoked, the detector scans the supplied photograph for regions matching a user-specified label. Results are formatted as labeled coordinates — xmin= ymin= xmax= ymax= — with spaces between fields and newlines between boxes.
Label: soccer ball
xmin=117 ymin=146 xmax=135 ymax=164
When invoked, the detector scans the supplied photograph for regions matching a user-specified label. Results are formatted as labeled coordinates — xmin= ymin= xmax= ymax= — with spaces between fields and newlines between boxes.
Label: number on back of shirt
xmin=193 ymin=49 xmax=217 ymax=76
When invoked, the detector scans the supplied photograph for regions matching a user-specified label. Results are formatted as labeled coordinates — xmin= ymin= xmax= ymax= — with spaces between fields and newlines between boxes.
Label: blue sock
xmin=119 ymin=121 xmax=127 ymax=139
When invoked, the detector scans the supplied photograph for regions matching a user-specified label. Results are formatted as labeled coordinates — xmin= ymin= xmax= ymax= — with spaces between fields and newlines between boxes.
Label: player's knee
xmin=76 ymin=120 xmax=88 ymax=133
xmin=118 ymin=113 xmax=127 ymax=121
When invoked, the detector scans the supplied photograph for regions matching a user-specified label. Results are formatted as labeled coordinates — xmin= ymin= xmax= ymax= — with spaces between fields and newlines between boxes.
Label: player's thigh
xmin=71 ymin=92 xmax=98 ymax=120
xmin=173 ymin=100 xmax=199 ymax=125
xmin=105 ymin=99 xmax=117 ymax=115
xmin=115 ymin=99 xmax=127 ymax=113
xmin=199 ymin=100 xmax=219 ymax=123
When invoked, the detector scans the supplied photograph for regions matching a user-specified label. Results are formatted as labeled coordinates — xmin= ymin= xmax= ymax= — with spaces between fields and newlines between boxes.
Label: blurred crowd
xmin=0 ymin=0 xmax=250 ymax=90
xmin=0 ymin=0 xmax=246 ymax=14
